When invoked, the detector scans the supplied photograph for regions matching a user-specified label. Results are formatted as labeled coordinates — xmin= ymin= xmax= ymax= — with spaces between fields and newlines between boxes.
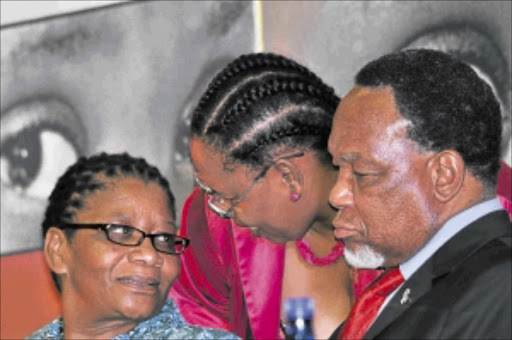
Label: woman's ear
xmin=44 ymin=227 xmax=71 ymax=276
xmin=428 ymin=150 xmax=465 ymax=203
xmin=274 ymin=159 xmax=304 ymax=202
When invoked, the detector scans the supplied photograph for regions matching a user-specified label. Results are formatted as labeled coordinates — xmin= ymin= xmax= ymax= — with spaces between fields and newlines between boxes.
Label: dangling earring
xmin=290 ymin=191 xmax=301 ymax=201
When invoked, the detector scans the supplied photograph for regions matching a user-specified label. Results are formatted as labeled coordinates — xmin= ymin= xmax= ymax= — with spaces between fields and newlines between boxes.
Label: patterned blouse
xmin=26 ymin=298 xmax=239 ymax=340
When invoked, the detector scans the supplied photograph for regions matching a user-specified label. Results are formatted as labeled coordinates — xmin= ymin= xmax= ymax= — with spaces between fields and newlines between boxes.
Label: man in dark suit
xmin=328 ymin=49 xmax=511 ymax=339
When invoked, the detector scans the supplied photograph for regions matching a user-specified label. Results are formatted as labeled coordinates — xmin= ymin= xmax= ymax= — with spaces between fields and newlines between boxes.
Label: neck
xmin=295 ymin=156 xmax=339 ymax=255
xmin=435 ymin=173 xmax=487 ymax=229
xmin=61 ymin=293 xmax=138 ymax=339
xmin=63 ymin=318 xmax=136 ymax=340
xmin=311 ymin=162 xmax=338 ymax=230
xmin=302 ymin=208 xmax=338 ymax=257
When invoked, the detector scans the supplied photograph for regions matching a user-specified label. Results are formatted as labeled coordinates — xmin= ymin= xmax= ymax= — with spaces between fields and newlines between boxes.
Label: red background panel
xmin=1 ymin=252 xmax=61 ymax=339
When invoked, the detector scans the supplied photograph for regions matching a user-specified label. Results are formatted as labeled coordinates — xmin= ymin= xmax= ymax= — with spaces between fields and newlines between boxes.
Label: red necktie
xmin=338 ymin=268 xmax=404 ymax=340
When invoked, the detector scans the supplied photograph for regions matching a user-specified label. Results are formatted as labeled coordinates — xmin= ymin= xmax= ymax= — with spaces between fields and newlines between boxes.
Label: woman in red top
xmin=170 ymin=53 xmax=380 ymax=339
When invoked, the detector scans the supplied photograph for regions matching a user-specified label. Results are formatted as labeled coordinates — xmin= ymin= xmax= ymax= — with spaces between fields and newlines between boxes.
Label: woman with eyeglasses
xmin=27 ymin=152 xmax=238 ymax=340
xmin=170 ymin=53 xmax=380 ymax=339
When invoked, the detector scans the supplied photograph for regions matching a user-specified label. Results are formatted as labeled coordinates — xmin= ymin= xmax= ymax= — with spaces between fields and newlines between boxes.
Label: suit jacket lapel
xmin=364 ymin=210 xmax=510 ymax=339
xmin=364 ymin=260 xmax=433 ymax=339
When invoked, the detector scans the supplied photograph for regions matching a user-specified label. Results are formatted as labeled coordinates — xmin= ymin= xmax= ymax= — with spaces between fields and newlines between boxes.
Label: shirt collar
xmin=400 ymin=198 xmax=503 ymax=280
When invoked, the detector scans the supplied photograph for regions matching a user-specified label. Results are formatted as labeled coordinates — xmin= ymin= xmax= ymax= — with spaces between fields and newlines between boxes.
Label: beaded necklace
xmin=295 ymin=238 xmax=344 ymax=266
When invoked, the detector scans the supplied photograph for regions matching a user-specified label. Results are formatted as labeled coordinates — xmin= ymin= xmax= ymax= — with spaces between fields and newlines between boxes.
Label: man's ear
xmin=428 ymin=150 xmax=465 ymax=203
xmin=44 ymin=227 xmax=71 ymax=276
xmin=274 ymin=159 xmax=304 ymax=201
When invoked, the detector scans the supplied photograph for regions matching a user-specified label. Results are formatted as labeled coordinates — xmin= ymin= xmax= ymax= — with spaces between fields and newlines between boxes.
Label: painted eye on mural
xmin=0 ymin=97 xmax=87 ymax=199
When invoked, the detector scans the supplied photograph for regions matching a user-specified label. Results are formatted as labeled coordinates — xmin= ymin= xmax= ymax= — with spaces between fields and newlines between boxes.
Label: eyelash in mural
xmin=0 ymin=97 xmax=87 ymax=199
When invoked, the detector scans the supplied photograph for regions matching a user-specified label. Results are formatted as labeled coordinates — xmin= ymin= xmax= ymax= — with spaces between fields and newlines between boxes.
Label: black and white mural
xmin=1 ymin=1 xmax=255 ymax=255
xmin=1 ymin=1 xmax=510 ymax=256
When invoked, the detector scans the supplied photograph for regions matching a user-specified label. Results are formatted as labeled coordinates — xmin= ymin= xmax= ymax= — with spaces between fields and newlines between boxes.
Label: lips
xmin=117 ymin=275 xmax=160 ymax=292
xmin=334 ymin=227 xmax=359 ymax=240
xmin=332 ymin=213 xmax=360 ymax=241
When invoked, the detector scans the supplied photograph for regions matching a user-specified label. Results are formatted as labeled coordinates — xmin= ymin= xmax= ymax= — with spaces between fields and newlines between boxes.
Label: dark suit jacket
xmin=331 ymin=210 xmax=511 ymax=340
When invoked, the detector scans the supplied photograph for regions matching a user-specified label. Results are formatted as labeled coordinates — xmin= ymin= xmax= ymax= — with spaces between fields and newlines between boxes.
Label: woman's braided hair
xmin=191 ymin=53 xmax=340 ymax=169
xmin=42 ymin=152 xmax=175 ymax=291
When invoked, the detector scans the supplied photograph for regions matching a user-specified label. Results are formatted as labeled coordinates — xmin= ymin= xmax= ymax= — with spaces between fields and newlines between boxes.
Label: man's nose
xmin=329 ymin=171 xmax=355 ymax=209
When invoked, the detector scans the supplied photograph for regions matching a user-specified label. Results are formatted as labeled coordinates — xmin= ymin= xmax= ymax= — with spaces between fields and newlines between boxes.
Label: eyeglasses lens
xmin=152 ymin=234 xmax=184 ymax=254
xmin=107 ymin=225 xmax=143 ymax=245
xmin=106 ymin=225 xmax=187 ymax=254
xmin=207 ymin=197 xmax=231 ymax=218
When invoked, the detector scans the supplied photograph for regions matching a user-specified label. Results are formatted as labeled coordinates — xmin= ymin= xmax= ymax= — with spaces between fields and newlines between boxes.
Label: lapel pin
xmin=400 ymin=288 xmax=411 ymax=305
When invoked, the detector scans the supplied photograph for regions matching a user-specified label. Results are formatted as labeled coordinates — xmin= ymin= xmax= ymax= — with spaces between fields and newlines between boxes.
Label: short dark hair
xmin=191 ymin=52 xmax=340 ymax=170
xmin=356 ymin=49 xmax=502 ymax=188
xmin=42 ymin=152 xmax=175 ymax=290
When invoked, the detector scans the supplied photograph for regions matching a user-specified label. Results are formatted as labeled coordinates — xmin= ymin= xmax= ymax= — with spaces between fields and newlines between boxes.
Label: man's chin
xmin=344 ymin=244 xmax=385 ymax=269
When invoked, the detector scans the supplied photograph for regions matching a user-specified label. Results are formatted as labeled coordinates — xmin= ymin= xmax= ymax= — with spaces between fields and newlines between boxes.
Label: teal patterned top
xmin=26 ymin=298 xmax=239 ymax=340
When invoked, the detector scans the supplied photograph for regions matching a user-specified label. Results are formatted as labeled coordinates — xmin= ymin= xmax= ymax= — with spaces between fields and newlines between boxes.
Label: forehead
xmin=329 ymin=86 xmax=410 ymax=160
xmin=190 ymin=138 xmax=225 ymax=174
xmin=76 ymin=177 xmax=174 ymax=225
xmin=190 ymin=138 xmax=252 ymax=193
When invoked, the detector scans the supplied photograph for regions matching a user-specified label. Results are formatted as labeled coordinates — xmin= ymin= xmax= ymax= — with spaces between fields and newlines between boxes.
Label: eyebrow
xmin=9 ymin=26 xmax=90 ymax=61
xmin=34 ymin=29 xmax=95 ymax=58
xmin=340 ymin=153 xmax=360 ymax=162
xmin=331 ymin=152 xmax=360 ymax=165
xmin=7 ymin=17 xmax=121 ymax=65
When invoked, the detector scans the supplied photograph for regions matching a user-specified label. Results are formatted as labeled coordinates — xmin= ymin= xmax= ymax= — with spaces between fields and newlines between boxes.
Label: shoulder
xmin=435 ymin=211 xmax=511 ymax=290
xmin=123 ymin=298 xmax=239 ymax=340
xmin=435 ymin=236 xmax=511 ymax=337
xmin=142 ymin=299 xmax=239 ymax=339
xmin=433 ymin=232 xmax=511 ymax=301
xmin=182 ymin=188 xmax=232 ymax=237
xmin=25 ymin=318 xmax=63 ymax=340
xmin=451 ymin=235 xmax=511 ymax=299
xmin=163 ymin=325 xmax=240 ymax=340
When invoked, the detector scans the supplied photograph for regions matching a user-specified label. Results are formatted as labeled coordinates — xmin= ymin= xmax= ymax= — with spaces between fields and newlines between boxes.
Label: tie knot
xmin=370 ymin=268 xmax=404 ymax=296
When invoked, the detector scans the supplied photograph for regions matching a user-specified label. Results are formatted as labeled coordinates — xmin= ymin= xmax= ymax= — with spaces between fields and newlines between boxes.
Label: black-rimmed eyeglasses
xmin=58 ymin=223 xmax=190 ymax=255
xmin=194 ymin=151 xmax=304 ymax=219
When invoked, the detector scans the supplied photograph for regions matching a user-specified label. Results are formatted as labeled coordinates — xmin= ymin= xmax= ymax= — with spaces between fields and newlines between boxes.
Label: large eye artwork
xmin=1 ymin=97 xmax=87 ymax=201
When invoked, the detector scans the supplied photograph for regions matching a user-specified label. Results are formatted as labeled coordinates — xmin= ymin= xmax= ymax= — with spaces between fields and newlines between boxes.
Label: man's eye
xmin=353 ymin=171 xmax=380 ymax=187
xmin=1 ymin=98 xmax=86 ymax=199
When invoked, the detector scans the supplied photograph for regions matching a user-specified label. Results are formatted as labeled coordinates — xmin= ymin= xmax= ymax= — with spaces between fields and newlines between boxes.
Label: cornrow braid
xmin=191 ymin=52 xmax=340 ymax=170
xmin=42 ymin=152 xmax=175 ymax=291
xmin=218 ymin=78 xmax=339 ymax=131
xmin=195 ymin=53 xmax=327 ymax=117
xmin=231 ymin=121 xmax=331 ymax=166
